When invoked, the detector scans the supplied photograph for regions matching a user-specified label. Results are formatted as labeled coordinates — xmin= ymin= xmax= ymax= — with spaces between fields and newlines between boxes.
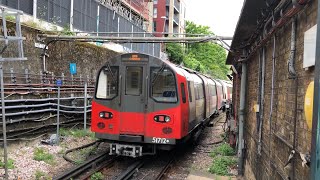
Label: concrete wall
xmin=238 ymin=0 xmax=317 ymax=179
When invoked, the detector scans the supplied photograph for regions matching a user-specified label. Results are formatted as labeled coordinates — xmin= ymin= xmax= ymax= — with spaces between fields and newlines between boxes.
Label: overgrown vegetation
xmin=61 ymin=25 xmax=75 ymax=36
xmin=209 ymin=156 xmax=237 ymax=176
xmin=33 ymin=147 xmax=55 ymax=165
xmin=209 ymin=143 xmax=237 ymax=176
xmin=90 ymin=172 xmax=104 ymax=180
xmin=0 ymin=158 xmax=15 ymax=169
xmin=165 ymin=21 xmax=230 ymax=79
xmin=22 ymin=20 xmax=39 ymax=29
xmin=210 ymin=143 xmax=235 ymax=157
xmin=34 ymin=170 xmax=51 ymax=180
xmin=60 ymin=128 xmax=95 ymax=139
xmin=5 ymin=15 xmax=15 ymax=21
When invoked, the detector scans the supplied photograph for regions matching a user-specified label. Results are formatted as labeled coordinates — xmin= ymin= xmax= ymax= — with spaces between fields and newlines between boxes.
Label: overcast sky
xmin=185 ymin=0 xmax=244 ymax=37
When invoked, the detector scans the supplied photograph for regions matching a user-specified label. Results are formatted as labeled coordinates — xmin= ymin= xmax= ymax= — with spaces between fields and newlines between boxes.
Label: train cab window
xmin=181 ymin=83 xmax=186 ymax=103
xmin=125 ymin=67 xmax=142 ymax=95
xmin=151 ymin=67 xmax=177 ymax=103
xmin=96 ymin=66 xmax=118 ymax=99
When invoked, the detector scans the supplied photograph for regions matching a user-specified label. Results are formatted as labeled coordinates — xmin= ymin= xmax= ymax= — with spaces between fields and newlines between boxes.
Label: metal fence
xmin=0 ymin=0 xmax=161 ymax=57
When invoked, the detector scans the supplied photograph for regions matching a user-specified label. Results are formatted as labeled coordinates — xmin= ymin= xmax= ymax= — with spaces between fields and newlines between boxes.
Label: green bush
xmin=209 ymin=156 xmax=237 ymax=176
xmin=210 ymin=143 xmax=235 ymax=157
xmin=90 ymin=172 xmax=104 ymax=180
xmin=33 ymin=147 xmax=55 ymax=165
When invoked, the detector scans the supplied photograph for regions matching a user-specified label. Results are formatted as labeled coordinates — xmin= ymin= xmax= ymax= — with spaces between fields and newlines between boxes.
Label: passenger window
xmin=199 ymin=85 xmax=204 ymax=99
xmin=181 ymin=83 xmax=186 ymax=103
xmin=151 ymin=67 xmax=177 ymax=103
xmin=187 ymin=81 xmax=192 ymax=102
xmin=96 ymin=66 xmax=118 ymax=99
xmin=212 ymin=85 xmax=216 ymax=96
xmin=126 ymin=67 xmax=142 ymax=95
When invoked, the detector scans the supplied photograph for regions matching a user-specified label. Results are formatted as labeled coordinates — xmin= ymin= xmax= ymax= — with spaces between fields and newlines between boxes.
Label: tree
xmin=165 ymin=21 xmax=230 ymax=80
xmin=165 ymin=43 xmax=185 ymax=64
xmin=185 ymin=21 xmax=229 ymax=79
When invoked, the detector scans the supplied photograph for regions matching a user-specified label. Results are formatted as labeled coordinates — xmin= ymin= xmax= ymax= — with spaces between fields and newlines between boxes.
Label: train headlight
xmin=165 ymin=116 xmax=171 ymax=122
xmin=154 ymin=115 xmax=171 ymax=123
xmin=99 ymin=111 xmax=113 ymax=119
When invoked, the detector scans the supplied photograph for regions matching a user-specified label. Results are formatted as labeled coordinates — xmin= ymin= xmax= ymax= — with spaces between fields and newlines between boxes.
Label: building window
xmin=153 ymin=8 xmax=157 ymax=18
xmin=153 ymin=21 xmax=157 ymax=32
xmin=154 ymin=0 xmax=158 ymax=4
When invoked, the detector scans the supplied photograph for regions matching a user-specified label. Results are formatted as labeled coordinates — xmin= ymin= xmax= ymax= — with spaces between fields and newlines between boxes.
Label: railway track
xmin=53 ymin=152 xmax=116 ymax=180
xmin=155 ymin=155 xmax=175 ymax=180
xmin=115 ymin=160 xmax=145 ymax=180
xmin=115 ymin=151 xmax=176 ymax=180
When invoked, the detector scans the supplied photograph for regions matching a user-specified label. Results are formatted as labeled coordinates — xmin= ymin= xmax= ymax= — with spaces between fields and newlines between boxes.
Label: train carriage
xmin=91 ymin=53 xmax=231 ymax=157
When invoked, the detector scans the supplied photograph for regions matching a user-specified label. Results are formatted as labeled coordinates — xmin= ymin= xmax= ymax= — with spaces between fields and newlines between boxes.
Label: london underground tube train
xmin=91 ymin=53 xmax=232 ymax=157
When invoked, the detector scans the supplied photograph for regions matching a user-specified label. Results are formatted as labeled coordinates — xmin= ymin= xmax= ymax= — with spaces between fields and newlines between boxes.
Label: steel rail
xmin=79 ymin=157 xmax=117 ymax=180
xmin=116 ymin=160 xmax=145 ymax=180
xmin=155 ymin=156 xmax=175 ymax=180
xmin=53 ymin=152 xmax=111 ymax=180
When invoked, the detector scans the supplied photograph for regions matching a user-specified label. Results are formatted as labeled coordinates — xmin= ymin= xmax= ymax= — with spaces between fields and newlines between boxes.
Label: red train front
xmin=91 ymin=53 xmax=226 ymax=157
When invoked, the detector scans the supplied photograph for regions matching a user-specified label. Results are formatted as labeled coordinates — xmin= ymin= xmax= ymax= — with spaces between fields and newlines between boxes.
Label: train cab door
xmin=119 ymin=62 xmax=148 ymax=135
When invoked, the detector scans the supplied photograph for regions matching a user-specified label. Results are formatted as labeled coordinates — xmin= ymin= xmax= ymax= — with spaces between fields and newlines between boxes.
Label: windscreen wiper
xmin=105 ymin=63 xmax=116 ymax=83
xmin=151 ymin=64 xmax=166 ymax=85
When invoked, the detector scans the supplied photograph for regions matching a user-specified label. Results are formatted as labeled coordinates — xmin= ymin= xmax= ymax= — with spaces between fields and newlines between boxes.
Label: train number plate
xmin=152 ymin=137 xmax=169 ymax=144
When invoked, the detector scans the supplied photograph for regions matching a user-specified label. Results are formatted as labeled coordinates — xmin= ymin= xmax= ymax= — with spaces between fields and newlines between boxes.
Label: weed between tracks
xmin=33 ymin=147 xmax=55 ymax=165
xmin=34 ymin=170 xmax=51 ymax=180
xmin=91 ymin=172 xmax=105 ymax=180
xmin=0 ymin=158 xmax=15 ymax=169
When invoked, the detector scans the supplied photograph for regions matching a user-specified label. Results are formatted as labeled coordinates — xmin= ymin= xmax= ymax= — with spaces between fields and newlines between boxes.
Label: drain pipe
xmin=238 ymin=51 xmax=248 ymax=175
xmin=288 ymin=17 xmax=297 ymax=77
xmin=258 ymin=46 xmax=266 ymax=155
xmin=287 ymin=16 xmax=298 ymax=180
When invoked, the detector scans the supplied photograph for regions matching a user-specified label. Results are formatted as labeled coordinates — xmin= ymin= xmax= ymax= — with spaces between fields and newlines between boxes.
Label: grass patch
xmin=22 ymin=20 xmax=39 ymax=29
xmin=60 ymin=128 xmax=95 ymax=139
xmin=34 ymin=170 xmax=51 ymax=180
xmin=5 ymin=15 xmax=15 ymax=21
xmin=33 ymin=147 xmax=55 ymax=165
xmin=90 ymin=172 xmax=104 ymax=180
xmin=210 ymin=143 xmax=235 ymax=157
xmin=209 ymin=156 xmax=237 ymax=176
xmin=0 ymin=158 xmax=15 ymax=169
xmin=74 ymin=159 xmax=85 ymax=165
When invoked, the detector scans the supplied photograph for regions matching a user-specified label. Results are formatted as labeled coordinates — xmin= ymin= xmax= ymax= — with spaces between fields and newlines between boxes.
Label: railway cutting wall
xmin=236 ymin=1 xmax=317 ymax=179
xmin=0 ymin=21 xmax=120 ymax=138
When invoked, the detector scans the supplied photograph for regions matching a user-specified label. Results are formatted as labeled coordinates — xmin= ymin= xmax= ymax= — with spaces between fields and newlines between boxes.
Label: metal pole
xmin=238 ymin=62 xmax=247 ymax=175
xmin=33 ymin=0 xmax=37 ymax=21
xmin=0 ymin=62 xmax=8 ymax=179
xmin=56 ymin=86 xmax=60 ymax=145
xmin=70 ymin=0 xmax=74 ymax=30
xmin=310 ymin=0 xmax=320 ymax=178
xmin=84 ymin=80 xmax=87 ymax=130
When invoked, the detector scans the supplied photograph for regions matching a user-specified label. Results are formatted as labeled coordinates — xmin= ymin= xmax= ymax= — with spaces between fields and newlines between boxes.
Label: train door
xmin=119 ymin=63 xmax=148 ymax=135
